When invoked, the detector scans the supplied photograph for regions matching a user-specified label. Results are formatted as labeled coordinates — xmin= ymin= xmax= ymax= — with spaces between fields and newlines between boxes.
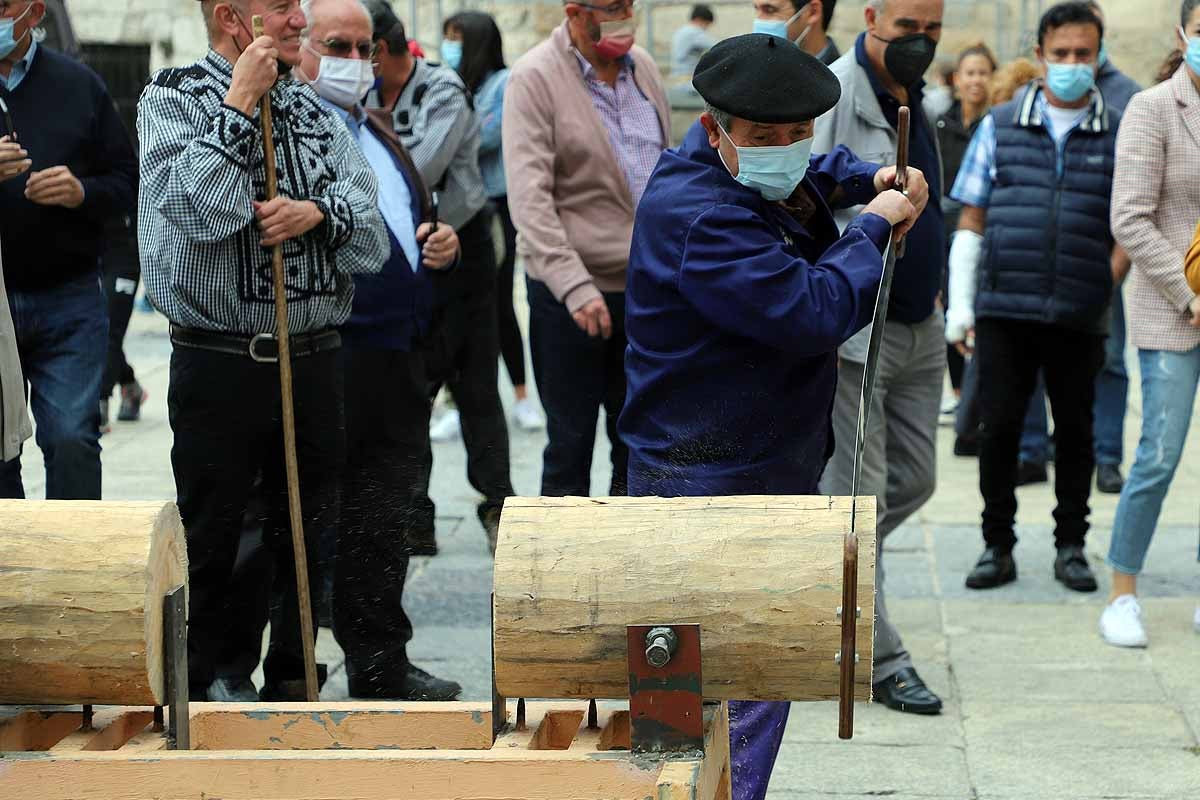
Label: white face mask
xmin=304 ymin=45 xmax=375 ymax=108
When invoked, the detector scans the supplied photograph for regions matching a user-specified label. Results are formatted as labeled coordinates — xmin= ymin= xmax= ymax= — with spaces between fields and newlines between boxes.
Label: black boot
xmin=348 ymin=663 xmax=462 ymax=700
xmin=965 ymin=546 xmax=1017 ymax=589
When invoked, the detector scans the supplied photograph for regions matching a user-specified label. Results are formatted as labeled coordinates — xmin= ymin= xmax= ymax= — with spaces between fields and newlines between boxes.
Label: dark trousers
xmin=333 ymin=346 xmax=426 ymax=685
xmin=526 ymin=277 xmax=628 ymax=497
xmin=0 ymin=274 xmax=107 ymax=499
xmin=493 ymin=196 xmax=526 ymax=389
xmin=975 ymin=318 xmax=1105 ymax=551
xmin=168 ymin=344 xmax=345 ymax=692
xmin=428 ymin=209 xmax=513 ymax=524
xmin=102 ymin=248 xmax=139 ymax=397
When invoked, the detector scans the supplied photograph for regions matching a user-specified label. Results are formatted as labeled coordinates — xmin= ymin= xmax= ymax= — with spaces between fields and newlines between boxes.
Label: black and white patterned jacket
xmin=137 ymin=50 xmax=388 ymax=334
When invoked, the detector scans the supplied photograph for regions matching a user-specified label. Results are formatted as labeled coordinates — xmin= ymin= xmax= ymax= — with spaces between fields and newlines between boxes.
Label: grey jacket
xmin=812 ymin=48 xmax=944 ymax=360
xmin=0 ymin=246 xmax=32 ymax=462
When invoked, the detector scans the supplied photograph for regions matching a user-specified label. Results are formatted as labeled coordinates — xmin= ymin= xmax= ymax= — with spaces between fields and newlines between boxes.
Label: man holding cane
xmin=138 ymin=0 xmax=387 ymax=701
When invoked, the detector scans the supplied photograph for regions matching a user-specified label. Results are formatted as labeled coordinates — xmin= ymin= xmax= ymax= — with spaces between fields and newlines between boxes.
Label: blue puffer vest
xmin=978 ymin=84 xmax=1118 ymax=334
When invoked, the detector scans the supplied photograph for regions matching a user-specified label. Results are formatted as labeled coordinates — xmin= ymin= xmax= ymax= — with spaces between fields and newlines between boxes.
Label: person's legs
xmin=1094 ymin=288 xmax=1129 ymax=469
xmin=1041 ymin=329 xmax=1104 ymax=551
xmin=1019 ymin=373 xmax=1050 ymax=467
xmin=728 ymin=701 xmax=791 ymax=800
xmin=976 ymin=319 xmax=1042 ymax=552
xmin=1106 ymin=348 xmax=1200 ymax=577
xmin=601 ymin=290 xmax=629 ymax=496
xmin=494 ymin=196 xmax=526 ymax=393
xmin=527 ymin=277 xmax=604 ymax=496
xmin=103 ymin=261 xmax=138 ymax=398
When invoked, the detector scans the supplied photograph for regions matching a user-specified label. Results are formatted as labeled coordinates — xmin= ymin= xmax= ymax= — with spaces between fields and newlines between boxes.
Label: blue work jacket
xmin=621 ymin=121 xmax=890 ymax=497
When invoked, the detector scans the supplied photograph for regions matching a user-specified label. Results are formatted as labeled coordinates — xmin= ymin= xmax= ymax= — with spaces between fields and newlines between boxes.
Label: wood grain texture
xmin=493 ymin=496 xmax=876 ymax=702
xmin=0 ymin=501 xmax=187 ymax=706
xmin=656 ymin=702 xmax=731 ymax=800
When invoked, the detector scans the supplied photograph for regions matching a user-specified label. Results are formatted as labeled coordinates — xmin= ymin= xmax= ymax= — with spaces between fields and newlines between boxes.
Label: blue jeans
xmin=728 ymin=701 xmax=790 ymax=800
xmin=1106 ymin=347 xmax=1200 ymax=575
xmin=1094 ymin=289 xmax=1129 ymax=466
xmin=0 ymin=274 xmax=107 ymax=499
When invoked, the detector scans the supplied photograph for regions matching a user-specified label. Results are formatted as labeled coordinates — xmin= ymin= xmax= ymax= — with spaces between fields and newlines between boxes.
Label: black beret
xmin=693 ymin=33 xmax=842 ymax=124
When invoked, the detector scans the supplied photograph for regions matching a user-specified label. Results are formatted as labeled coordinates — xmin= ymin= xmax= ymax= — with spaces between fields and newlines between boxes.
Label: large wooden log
xmin=493 ymin=496 xmax=876 ymax=702
xmin=0 ymin=500 xmax=187 ymax=705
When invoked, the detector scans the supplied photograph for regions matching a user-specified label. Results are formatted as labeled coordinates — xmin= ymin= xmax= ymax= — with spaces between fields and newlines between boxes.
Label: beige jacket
xmin=1112 ymin=65 xmax=1200 ymax=353
xmin=502 ymin=22 xmax=670 ymax=312
xmin=0 ymin=245 xmax=32 ymax=461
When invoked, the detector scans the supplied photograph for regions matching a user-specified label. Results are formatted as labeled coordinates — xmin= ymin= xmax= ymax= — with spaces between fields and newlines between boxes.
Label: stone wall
xmin=65 ymin=0 xmax=1183 ymax=87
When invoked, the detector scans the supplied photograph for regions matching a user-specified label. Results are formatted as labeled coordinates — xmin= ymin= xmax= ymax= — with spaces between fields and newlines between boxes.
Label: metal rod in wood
xmin=837 ymin=534 xmax=859 ymax=740
xmin=894 ymin=106 xmax=911 ymax=259
xmin=164 ymin=585 xmax=189 ymax=749
xmin=252 ymin=14 xmax=319 ymax=704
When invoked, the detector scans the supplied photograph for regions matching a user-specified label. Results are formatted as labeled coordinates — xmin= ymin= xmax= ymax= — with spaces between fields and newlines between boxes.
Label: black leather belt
xmin=170 ymin=325 xmax=341 ymax=363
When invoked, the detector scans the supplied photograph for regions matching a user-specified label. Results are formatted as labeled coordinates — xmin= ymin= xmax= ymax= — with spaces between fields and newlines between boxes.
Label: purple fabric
xmin=571 ymin=49 xmax=664 ymax=207
xmin=728 ymin=701 xmax=791 ymax=800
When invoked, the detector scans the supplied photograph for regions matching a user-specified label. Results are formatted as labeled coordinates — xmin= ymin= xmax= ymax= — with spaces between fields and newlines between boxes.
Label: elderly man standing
xmin=138 ymin=0 xmax=388 ymax=701
xmin=295 ymin=0 xmax=463 ymax=700
xmin=504 ymin=0 xmax=669 ymax=498
xmin=623 ymin=34 xmax=925 ymax=800
xmin=812 ymin=0 xmax=946 ymax=716
xmin=0 ymin=0 xmax=137 ymax=500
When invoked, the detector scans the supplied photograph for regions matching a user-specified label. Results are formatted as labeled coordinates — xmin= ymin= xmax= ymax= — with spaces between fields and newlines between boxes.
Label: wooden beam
xmin=187 ymin=702 xmax=493 ymax=751
xmin=0 ymin=711 xmax=82 ymax=751
xmin=655 ymin=703 xmax=731 ymax=800
xmin=48 ymin=709 xmax=155 ymax=753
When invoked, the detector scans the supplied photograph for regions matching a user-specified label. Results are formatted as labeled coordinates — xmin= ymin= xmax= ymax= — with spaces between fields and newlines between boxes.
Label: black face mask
xmin=873 ymin=32 xmax=938 ymax=88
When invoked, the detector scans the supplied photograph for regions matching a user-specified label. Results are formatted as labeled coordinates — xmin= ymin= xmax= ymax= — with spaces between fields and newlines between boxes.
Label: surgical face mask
xmin=1180 ymin=27 xmax=1200 ymax=77
xmin=595 ymin=15 xmax=637 ymax=59
xmin=440 ymin=39 xmax=463 ymax=71
xmin=1045 ymin=61 xmax=1095 ymax=103
xmin=0 ymin=5 xmax=34 ymax=60
xmin=305 ymin=45 xmax=375 ymax=108
xmin=753 ymin=3 xmax=810 ymax=45
xmin=872 ymin=32 xmax=938 ymax=88
xmin=718 ymin=123 xmax=813 ymax=202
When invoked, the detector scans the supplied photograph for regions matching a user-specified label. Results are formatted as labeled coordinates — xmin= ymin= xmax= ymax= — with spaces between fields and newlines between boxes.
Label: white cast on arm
xmin=945 ymin=229 xmax=983 ymax=344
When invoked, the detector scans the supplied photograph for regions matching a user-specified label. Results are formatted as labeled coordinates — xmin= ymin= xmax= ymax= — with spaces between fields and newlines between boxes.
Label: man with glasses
xmin=364 ymin=0 xmax=514 ymax=555
xmin=0 ymin=0 xmax=136 ymax=501
xmin=504 ymin=0 xmax=669 ymax=499
xmin=138 ymin=0 xmax=387 ymax=701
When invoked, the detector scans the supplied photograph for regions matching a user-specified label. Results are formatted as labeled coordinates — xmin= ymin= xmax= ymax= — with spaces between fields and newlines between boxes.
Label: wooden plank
xmin=0 ymin=711 xmax=82 ymax=751
xmin=0 ymin=749 xmax=665 ymax=799
xmin=187 ymin=702 xmax=492 ymax=751
xmin=494 ymin=495 xmax=876 ymax=702
xmin=655 ymin=703 xmax=731 ymax=800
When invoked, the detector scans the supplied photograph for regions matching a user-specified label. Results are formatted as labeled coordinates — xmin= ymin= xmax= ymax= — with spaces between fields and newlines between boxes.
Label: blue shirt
xmin=1 ymin=40 xmax=36 ymax=91
xmin=476 ymin=68 xmax=508 ymax=198
xmin=854 ymin=33 xmax=945 ymax=324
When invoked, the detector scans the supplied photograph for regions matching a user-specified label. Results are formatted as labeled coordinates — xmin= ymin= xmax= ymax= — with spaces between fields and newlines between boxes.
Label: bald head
xmin=298 ymin=0 xmax=376 ymax=86
xmin=302 ymin=0 xmax=373 ymax=33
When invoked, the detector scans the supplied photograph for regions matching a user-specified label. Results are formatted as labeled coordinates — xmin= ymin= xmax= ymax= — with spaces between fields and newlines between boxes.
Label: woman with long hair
xmin=442 ymin=11 xmax=544 ymax=431
xmin=1100 ymin=0 xmax=1200 ymax=647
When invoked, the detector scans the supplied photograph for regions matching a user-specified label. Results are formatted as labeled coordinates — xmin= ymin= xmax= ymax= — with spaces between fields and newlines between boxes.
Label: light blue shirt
xmin=322 ymin=98 xmax=421 ymax=271
xmin=2 ymin=39 xmax=36 ymax=91
xmin=476 ymin=68 xmax=508 ymax=198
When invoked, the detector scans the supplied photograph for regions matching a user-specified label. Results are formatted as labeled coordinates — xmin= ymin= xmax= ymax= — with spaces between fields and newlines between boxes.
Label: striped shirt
xmin=137 ymin=51 xmax=388 ymax=335
xmin=571 ymin=49 xmax=664 ymax=207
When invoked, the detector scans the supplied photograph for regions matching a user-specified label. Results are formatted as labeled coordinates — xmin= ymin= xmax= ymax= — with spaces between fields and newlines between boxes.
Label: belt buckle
xmin=249 ymin=333 xmax=279 ymax=364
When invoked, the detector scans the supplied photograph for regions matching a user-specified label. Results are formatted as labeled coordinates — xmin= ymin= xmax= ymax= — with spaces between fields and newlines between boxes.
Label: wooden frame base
xmin=0 ymin=701 xmax=731 ymax=800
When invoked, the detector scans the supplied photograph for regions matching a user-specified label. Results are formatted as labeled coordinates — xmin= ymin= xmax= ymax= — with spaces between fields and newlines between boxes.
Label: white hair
xmin=301 ymin=0 xmax=373 ymax=37
xmin=704 ymin=103 xmax=732 ymax=131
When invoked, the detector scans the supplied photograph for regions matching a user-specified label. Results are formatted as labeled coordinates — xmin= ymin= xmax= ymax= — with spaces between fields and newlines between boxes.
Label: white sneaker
xmin=1099 ymin=594 xmax=1148 ymax=648
xmin=938 ymin=396 xmax=958 ymax=427
xmin=430 ymin=408 xmax=461 ymax=442
xmin=512 ymin=398 xmax=545 ymax=431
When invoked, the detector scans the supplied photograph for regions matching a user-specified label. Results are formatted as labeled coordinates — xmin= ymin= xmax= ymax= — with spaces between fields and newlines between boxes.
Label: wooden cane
xmin=894 ymin=106 xmax=911 ymax=259
xmin=252 ymin=15 xmax=320 ymax=703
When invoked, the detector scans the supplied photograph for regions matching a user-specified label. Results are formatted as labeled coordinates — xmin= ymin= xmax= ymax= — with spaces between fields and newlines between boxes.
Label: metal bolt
xmin=645 ymin=627 xmax=679 ymax=668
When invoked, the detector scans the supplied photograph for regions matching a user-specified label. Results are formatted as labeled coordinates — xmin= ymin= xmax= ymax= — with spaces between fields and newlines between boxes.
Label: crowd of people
xmin=1 ymin=0 xmax=1199 ymax=797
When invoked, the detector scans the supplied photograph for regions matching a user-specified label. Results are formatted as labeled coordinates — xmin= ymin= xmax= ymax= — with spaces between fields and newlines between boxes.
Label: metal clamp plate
xmin=627 ymin=623 xmax=704 ymax=754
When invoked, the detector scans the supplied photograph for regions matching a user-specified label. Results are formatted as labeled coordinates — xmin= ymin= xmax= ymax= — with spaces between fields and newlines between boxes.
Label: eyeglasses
xmin=571 ymin=0 xmax=637 ymax=16
xmin=314 ymin=37 xmax=377 ymax=60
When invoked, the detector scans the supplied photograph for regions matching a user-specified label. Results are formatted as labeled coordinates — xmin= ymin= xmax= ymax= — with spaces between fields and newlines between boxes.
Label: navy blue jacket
xmin=978 ymin=86 xmax=1118 ymax=335
xmin=621 ymin=121 xmax=889 ymax=497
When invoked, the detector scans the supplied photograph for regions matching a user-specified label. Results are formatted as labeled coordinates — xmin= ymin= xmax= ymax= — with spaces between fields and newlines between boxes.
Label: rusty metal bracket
xmin=164 ymin=584 xmax=190 ymax=750
xmin=627 ymin=623 xmax=704 ymax=754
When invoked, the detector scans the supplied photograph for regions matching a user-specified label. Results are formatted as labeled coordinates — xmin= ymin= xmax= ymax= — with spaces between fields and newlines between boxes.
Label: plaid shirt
xmin=571 ymin=49 xmax=664 ymax=207
xmin=137 ymin=51 xmax=388 ymax=335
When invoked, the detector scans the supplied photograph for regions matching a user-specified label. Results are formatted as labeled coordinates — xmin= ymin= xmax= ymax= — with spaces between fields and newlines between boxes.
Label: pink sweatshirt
xmin=502 ymin=22 xmax=670 ymax=311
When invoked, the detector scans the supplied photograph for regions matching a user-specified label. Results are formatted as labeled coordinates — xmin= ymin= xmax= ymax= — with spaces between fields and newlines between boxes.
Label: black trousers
xmin=332 ymin=346 xmax=425 ymax=684
xmin=976 ymin=318 xmax=1104 ymax=551
xmin=428 ymin=208 xmax=514 ymax=523
xmin=493 ymin=196 xmax=526 ymax=389
xmin=168 ymin=344 xmax=345 ymax=692
xmin=102 ymin=244 xmax=139 ymax=397
xmin=526 ymin=277 xmax=628 ymax=497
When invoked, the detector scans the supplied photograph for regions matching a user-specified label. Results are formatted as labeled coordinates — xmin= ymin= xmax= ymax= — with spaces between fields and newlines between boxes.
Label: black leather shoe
xmin=206 ymin=677 xmax=260 ymax=702
xmin=965 ymin=547 xmax=1017 ymax=589
xmin=348 ymin=663 xmax=463 ymax=701
xmin=1016 ymin=461 xmax=1049 ymax=486
xmin=260 ymin=663 xmax=329 ymax=701
xmin=1096 ymin=464 xmax=1125 ymax=494
xmin=1055 ymin=545 xmax=1098 ymax=592
xmin=872 ymin=667 xmax=943 ymax=715
xmin=953 ymin=436 xmax=979 ymax=457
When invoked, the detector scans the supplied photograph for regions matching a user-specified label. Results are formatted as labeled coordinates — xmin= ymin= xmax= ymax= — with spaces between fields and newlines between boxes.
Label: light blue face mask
xmin=440 ymin=39 xmax=463 ymax=71
xmin=752 ymin=3 xmax=808 ymax=44
xmin=718 ymin=123 xmax=813 ymax=202
xmin=0 ymin=5 xmax=33 ymax=60
xmin=1045 ymin=61 xmax=1095 ymax=103
xmin=1180 ymin=27 xmax=1200 ymax=77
